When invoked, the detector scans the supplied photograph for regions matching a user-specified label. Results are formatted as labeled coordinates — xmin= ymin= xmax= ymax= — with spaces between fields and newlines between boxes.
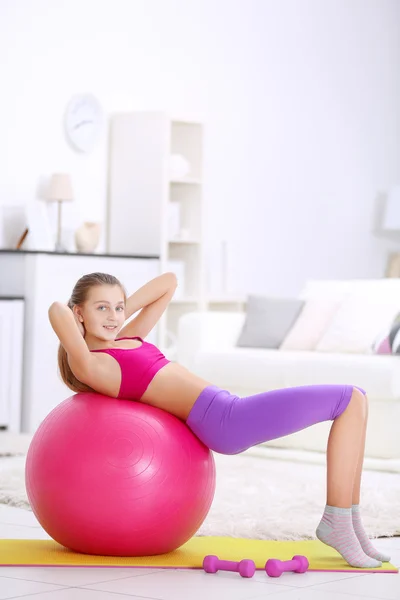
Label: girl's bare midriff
xmin=139 ymin=362 xmax=212 ymax=420
xmin=81 ymin=338 xmax=212 ymax=421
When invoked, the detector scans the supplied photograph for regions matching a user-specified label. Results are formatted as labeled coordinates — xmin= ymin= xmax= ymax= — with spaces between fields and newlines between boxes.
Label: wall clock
xmin=64 ymin=94 xmax=104 ymax=153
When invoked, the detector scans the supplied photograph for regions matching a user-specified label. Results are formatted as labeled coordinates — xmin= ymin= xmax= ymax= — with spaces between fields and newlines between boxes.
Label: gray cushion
xmin=236 ymin=296 xmax=305 ymax=349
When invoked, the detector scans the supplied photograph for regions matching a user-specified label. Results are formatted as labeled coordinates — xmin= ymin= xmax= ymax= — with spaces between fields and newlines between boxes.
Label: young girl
xmin=49 ymin=271 xmax=389 ymax=568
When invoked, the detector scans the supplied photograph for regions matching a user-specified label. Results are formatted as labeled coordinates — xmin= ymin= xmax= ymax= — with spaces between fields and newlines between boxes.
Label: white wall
xmin=230 ymin=0 xmax=400 ymax=295
xmin=0 ymin=0 xmax=399 ymax=297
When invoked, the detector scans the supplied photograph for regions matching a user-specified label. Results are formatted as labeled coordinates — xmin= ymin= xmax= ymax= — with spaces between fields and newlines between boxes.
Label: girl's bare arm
xmin=119 ymin=272 xmax=178 ymax=339
xmin=48 ymin=302 xmax=93 ymax=378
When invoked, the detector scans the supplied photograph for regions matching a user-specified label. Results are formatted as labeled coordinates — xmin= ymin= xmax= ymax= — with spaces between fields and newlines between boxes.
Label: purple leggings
xmin=186 ymin=384 xmax=366 ymax=455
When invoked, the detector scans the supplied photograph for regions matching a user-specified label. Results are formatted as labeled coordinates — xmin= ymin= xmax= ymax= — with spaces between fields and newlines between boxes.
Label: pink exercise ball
xmin=25 ymin=393 xmax=216 ymax=556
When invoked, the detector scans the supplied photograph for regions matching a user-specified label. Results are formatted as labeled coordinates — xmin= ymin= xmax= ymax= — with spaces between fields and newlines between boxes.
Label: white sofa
xmin=177 ymin=279 xmax=400 ymax=461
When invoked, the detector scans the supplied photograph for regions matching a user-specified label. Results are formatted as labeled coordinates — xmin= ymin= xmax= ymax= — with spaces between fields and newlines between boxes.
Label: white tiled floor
xmin=0 ymin=504 xmax=398 ymax=600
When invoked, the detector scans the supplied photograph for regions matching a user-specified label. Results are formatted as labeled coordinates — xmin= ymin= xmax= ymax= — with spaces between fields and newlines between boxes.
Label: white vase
xmin=169 ymin=154 xmax=191 ymax=179
xmin=75 ymin=222 xmax=101 ymax=253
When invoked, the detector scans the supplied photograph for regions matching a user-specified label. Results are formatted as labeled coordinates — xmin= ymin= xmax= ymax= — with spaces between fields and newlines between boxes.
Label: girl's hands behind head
xmin=68 ymin=301 xmax=85 ymax=338
xmin=74 ymin=313 xmax=85 ymax=337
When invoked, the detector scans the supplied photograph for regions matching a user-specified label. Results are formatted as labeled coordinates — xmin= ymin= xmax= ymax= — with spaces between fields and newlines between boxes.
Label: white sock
xmin=352 ymin=504 xmax=390 ymax=563
xmin=316 ymin=505 xmax=382 ymax=568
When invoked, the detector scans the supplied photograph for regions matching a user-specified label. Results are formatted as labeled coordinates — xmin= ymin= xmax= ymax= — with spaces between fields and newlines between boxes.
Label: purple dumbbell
xmin=203 ymin=555 xmax=256 ymax=578
xmin=265 ymin=555 xmax=309 ymax=577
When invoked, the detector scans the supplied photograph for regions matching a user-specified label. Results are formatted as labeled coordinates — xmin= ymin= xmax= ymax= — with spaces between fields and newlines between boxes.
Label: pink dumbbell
xmin=203 ymin=555 xmax=256 ymax=578
xmin=265 ymin=555 xmax=309 ymax=577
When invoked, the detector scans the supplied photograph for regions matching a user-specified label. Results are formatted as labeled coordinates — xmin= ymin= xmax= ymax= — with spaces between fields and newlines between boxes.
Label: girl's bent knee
xmin=354 ymin=385 xmax=366 ymax=396
xmin=352 ymin=387 xmax=367 ymax=402
xmin=349 ymin=387 xmax=368 ymax=414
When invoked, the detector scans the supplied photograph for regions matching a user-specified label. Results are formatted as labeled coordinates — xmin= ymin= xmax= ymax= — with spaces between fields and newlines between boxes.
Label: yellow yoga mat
xmin=0 ymin=537 xmax=397 ymax=573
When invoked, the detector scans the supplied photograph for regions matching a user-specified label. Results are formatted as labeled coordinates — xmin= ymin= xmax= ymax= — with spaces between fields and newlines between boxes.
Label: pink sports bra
xmin=90 ymin=336 xmax=170 ymax=400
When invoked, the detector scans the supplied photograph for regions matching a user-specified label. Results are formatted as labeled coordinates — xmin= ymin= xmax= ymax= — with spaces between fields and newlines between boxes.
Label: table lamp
xmin=45 ymin=173 xmax=74 ymax=252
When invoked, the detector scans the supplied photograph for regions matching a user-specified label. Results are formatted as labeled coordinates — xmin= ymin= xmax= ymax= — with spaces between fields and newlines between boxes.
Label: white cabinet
xmin=0 ymin=298 xmax=24 ymax=432
xmin=0 ymin=251 xmax=159 ymax=433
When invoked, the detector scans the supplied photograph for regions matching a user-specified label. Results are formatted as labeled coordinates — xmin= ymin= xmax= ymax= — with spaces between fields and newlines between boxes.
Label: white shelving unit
xmin=107 ymin=112 xmax=209 ymax=359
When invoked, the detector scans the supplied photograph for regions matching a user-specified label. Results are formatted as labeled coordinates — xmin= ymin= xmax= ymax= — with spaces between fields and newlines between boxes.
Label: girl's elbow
xmin=49 ymin=301 xmax=68 ymax=318
xmin=165 ymin=272 xmax=178 ymax=288
xmin=49 ymin=301 xmax=61 ymax=313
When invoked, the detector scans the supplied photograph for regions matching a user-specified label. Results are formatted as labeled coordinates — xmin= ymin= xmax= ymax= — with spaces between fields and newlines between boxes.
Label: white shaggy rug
xmin=0 ymin=432 xmax=32 ymax=457
xmin=0 ymin=452 xmax=399 ymax=540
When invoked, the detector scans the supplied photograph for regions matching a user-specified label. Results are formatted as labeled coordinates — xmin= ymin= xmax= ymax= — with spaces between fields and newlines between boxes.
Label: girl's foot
xmin=316 ymin=505 xmax=382 ymax=568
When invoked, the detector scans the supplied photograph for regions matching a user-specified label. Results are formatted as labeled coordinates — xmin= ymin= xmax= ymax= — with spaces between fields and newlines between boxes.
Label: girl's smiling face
xmin=76 ymin=284 xmax=126 ymax=342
